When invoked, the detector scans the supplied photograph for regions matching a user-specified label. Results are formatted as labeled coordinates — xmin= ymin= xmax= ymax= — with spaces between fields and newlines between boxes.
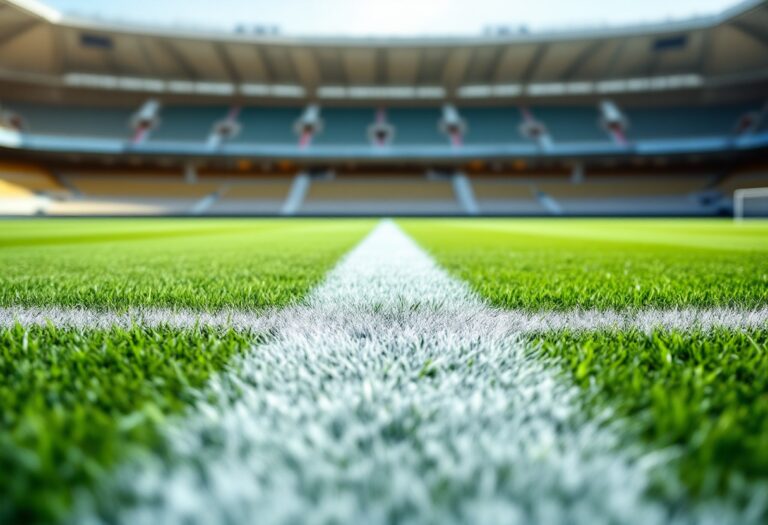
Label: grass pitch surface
xmin=0 ymin=325 xmax=255 ymax=523
xmin=1 ymin=218 xmax=767 ymax=524
xmin=404 ymin=218 xmax=768 ymax=505
xmin=1 ymin=219 xmax=373 ymax=523
xmin=0 ymin=219 xmax=373 ymax=309
xmin=533 ymin=329 xmax=768 ymax=500
xmin=402 ymin=219 xmax=768 ymax=310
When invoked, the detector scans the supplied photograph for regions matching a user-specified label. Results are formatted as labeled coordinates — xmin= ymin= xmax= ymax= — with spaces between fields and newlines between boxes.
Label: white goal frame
xmin=734 ymin=187 xmax=768 ymax=221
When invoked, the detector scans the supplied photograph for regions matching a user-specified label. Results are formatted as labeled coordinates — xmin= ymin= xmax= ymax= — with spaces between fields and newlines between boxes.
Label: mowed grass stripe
xmin=0 ymin=325 xmax=258 ymax=525
xmin=402 ymin=219 xmax=768 ymax=311
xmin=0 ymin=219 xmax=375 ymax=310
xmin=0 ymin=224 xmax=262 ymax=248
xmin=531 ymin=328 xmax=768 ymax=506
xmin=431 ymin=219 xmax=768 ymax=252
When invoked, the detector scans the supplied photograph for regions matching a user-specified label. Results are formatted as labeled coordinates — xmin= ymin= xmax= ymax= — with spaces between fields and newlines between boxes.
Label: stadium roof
xmin=0 ymin=0 xmax=767 ymax=103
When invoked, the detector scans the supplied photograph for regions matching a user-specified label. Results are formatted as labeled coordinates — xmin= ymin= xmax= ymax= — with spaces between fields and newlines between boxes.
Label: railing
xmin=3 ymin=130 xmax=768 ymax=159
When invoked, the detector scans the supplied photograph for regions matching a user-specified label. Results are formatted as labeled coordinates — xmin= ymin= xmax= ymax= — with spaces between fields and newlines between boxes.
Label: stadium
xmin=0 ymin=0 xmax=767 ymax=523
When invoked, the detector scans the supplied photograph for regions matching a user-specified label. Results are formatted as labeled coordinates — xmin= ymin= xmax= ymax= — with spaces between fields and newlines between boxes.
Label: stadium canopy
xmin=0 ymin=0 xmax=767 ymax=103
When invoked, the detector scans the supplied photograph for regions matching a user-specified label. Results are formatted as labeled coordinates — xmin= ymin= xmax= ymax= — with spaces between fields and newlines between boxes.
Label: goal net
xmin=734 ymin=187 xmax=768 ymax=220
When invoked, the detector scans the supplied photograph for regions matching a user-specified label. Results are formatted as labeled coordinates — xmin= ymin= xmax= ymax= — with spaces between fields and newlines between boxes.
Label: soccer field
xmin=1 ymin=218 xmax=767 ymax=524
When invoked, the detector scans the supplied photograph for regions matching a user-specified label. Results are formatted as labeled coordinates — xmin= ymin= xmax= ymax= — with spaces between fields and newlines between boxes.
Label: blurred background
xmin=0 ymin=0 xmax=766 ymax=217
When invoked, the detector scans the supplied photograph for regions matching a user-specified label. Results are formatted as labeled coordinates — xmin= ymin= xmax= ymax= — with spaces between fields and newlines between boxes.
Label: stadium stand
xmin=207 ymin=179 xmax=293 ymax=214
xmin=0 ymin=162 xmax=61 ymax=214
xmin=460 ymin=108 xmax=528 ymax=145
xmin=5 ymin=103 xmax=134 ymax=139
xmin=0 ymin=0 xmax=766 ymax=216
xmin=149 ymin=106 xmax=229 ymax=143
xmin=387 ymin=108 xmax=445 ymax=145
xmin=470 ymin=178 xmax=544 ymax=214
xmin=67 ymin=175 xmax=220 ymax=199
xmin=532 ymin=107 xmax=609 ymax=143
xmin=624 ymin=105 xmax=758 ymax=140
xmin=0 ymin=162 xmax=62 ymax=193
xmin=717 ymin=167 xmax=768 ymax=194
xmin=533 ymin=174 xmax=719 ymax=216
xmin=228 ymin=108 xmax=300 ymax=145
xmin=4 ymin=102 xmax=762 ymax=147
xmin=313 ymin=109 xmax=373 ymax=146
xmin=301 ymin=175 xmax=462 ymax=214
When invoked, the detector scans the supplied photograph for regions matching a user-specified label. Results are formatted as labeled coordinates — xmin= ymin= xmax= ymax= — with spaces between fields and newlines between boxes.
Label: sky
xmin=44 ymin=0 xmax=742 ymax=36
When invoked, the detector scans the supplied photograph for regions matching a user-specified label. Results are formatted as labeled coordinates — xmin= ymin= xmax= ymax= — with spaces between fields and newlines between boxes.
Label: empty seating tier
xmin=537 ymin=176 xmax=708 ymax=199
xmin=718 ymin=170 xmax=768 ymax=194
xmin=67 ymin=175 xmax=220 ymax=198
xmin=0 ymin=162 xmax=62 ymax=193
xmin=301 ymin=176 xmax=461 ymax=214
xmin=5 ymin=102 xmax=765 ymax=146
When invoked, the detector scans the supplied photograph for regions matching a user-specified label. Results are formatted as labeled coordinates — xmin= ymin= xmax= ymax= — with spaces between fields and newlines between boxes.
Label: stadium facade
xmin=0 ymin=0 xmax=767 ymax=216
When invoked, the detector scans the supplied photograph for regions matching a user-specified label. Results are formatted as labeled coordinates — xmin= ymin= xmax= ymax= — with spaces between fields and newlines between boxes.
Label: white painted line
xmin=65 ymin=220 xmax=761 ymax=524
xmin=2 ymin=305 xmax=766 ymax=333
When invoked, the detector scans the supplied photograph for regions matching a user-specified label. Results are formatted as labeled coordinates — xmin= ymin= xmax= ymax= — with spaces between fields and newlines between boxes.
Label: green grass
xmin=403 ymin=218 xmax=768 ymax=502
xmin=0 ymin=219 xmax=375 ymax=523
xmin=402 ymin=219 xmax=768 ymax=310
xmin=531 ymin=328 xmax=768 ymax=503
xmin=3 ymin=218 xmax=768 ymax=521
xmin=0 ymin=324 xmax=257 ymax=524
xmin=0 ymin=219 xmax=374 ymax=310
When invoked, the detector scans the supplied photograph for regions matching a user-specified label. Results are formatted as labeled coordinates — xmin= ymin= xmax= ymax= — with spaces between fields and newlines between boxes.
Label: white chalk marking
xmin=2 ymin=305 xmax=765 ymax=334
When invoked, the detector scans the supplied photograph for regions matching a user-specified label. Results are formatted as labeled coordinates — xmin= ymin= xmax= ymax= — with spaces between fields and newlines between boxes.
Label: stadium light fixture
xmin=166 ymin=81 xmax=236 ymax=96
xmin=83 ymin=75 xmax=152 ymax=92
xmin=240 ymin=84 xmax=305 ymax=98
xmin=415 ymin=87 xmax=446 ymax=99
xmin=458 ymin=84 xmax=524 ymax=98
xmin=64 ymin=73 xmax=120 ymax=89
xmin=595 ymin=74 xmax=702 ymax=93
xmin=459 ymin=75 xmax=702 ymax=99
xmin=317 ymin=86 xmax=445 ymax=100
xmin=118 ymin=77 xmax=166 ymax=92
xmin=192 ymin=82 xmax=236 ymax=96
xmin=64 ymin=74 xmax=303 ymax=98
xmin=63 ymin=74 xmax=195 ymax=94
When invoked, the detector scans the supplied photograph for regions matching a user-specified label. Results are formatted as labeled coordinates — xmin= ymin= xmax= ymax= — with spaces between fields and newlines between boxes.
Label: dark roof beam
xmin=288 ymin=48 xmax=316 ymax=91
xmin=484 ymin=46 xmax=505 ymax=83
xmin=560 ymin=41 xmax=602 ymax=81
xmin=253 ymin=45 xmax=276 ymax=83
xmin=137 ymin=38 xmax=159 ymax=77
xmin=731 ymin=20 xmax=768 ymax=49
xmin=600 ymin=39 xmax=626 ymax=78
xmin=520 ymin=43 xmax=548 ymax=83
xmin=0 ymin=18 xmax=38 ymax=48
xmin=414 ymin=49 xmax=432 ymax=85
xmin=159 ymin=39 xmax=198 ymax=80
xmin=696 ymin=29 xmax=713 ymax=75
xmin=441 ymin=48 xmax=472 ymax=97
xmin=375 ymin=48 xmax=386 ymax=84
xmin=214 ymin=42 xmax=241 ymax=84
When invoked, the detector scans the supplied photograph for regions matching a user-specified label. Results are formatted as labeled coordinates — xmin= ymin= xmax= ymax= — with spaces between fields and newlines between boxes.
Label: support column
xmin=281 ymin=172 xmax=311 ymax=216
xmin=452 ymin=171 xmax=479 ymax=216
xmin=184 ymin=163 xmax=198 ymax=184
xmin=571 ymin=163 xmax=585 ymax=184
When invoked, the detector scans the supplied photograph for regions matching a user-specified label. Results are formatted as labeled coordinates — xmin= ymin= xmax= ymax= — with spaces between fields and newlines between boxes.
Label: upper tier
xmin=5 ymin=102 xmax=763 ymax=146
xmin=0 ymin=0 xmax=766 ymax=104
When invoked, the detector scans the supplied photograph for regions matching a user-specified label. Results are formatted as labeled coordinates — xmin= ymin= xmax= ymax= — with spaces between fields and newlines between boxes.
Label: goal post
xmin=734 ymin=187 xmax=768 ymax=221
